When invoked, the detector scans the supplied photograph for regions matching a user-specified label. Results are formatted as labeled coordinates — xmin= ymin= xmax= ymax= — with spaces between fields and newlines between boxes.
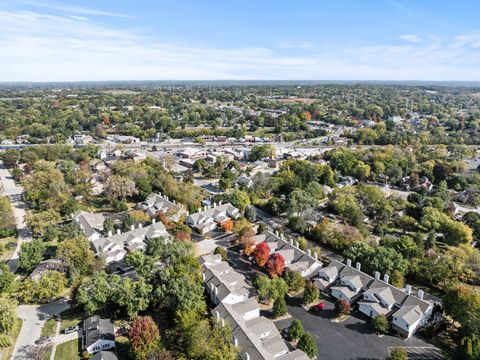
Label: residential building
xmin=82 ymin=316 xmax=116 ymax=354
xmin=137 ymin=192 xmax=187 ymax=222
xmin=29 ymin=259 xmax=65 ymax=280
xmin=91 ymin=351 xmax=118 ymax=360
xmin=187 ymin=202 xmax=240 ymax=235
xmin=73 ymin=211 xmax=106 ymax=241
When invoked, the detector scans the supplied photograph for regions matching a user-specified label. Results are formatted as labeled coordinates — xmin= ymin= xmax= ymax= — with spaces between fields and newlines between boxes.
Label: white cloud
xmin=0 ymin=9 xmax=479 ymax=81
xmin=399 ymin=34 xmax=421 ymax=43
xmin=277 ymin=41 xmax=314 ymax=49
xmin=16 ymin=0 xmax=132 ymax=18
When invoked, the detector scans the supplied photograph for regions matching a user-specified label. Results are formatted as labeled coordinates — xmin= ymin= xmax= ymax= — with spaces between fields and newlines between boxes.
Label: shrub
xmin=297 ymin=236 xmax=308 ymax=250
xmin=272 ymin=297 xmax=288 ymax=318
xmin=334 ymin=299 xmax=350 ymax=316
xmin=297 ymin=333 xmax=317 ymax=359
xmin=288 ymin=319 xmax=304 ymax=341
xmin=372 ymin=314 xmax=389 ymax=334
xmin=214 ymin=246 xmax=228 ymax=261
xmin=389 ymin=347 xmax=408 ymax=360
xmin=302 ymin=281 xmax=319 ymax=305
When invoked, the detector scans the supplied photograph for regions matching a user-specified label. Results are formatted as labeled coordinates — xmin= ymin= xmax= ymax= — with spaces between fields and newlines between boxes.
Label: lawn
xmin=60 ymin=309 xmax=82 ymax=332
xmin=41 ymin=318 xmax=57 ymax=338
xmin=1 ymin=318 xmax=23 ymax=360
xmin=54 ymin=339 xmax=81 ymax=360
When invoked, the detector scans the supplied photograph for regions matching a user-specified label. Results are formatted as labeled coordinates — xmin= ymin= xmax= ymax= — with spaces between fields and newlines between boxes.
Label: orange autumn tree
xmin=221 ymin=218 xmax=234 ymax=232
xmin=266 ymin=253 xmax=285 ymax=277
xmin=300 ymin=111 xmax=312 ymax=122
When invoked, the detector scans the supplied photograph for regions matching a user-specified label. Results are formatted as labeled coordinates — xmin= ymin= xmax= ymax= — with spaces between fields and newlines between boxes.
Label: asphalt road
xmin=12 ymin=299 xmax=70 ymax=360
xmin=0 ymin=162 xmax=31 ymax=272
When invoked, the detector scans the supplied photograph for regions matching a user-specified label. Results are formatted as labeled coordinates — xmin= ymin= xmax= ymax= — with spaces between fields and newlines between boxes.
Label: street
xmin=12 ymin=299 xmax=70 ymax=359
xmin=0 ymin=162 xmax=32 ymax=272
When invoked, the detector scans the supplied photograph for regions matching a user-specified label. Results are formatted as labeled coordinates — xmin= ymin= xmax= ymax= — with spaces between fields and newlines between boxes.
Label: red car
xmin=313 ymin=302 xmax=326 ymax=311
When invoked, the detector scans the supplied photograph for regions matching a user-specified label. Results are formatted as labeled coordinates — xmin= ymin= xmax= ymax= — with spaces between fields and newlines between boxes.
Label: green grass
xmin=41 ymin=318 xmax=57 ymax=338
xmin=42 ymin=347 xmax=52 ymax=360
xmin=60 ymin=309 xmax=82 ymax=332
xmin=1 ymin=318 xmax=23 ymax=360
xmin=54 ymin=339 xmax=81 ymax=360
xmin=0 ymin=237 xmax=17 ymax=261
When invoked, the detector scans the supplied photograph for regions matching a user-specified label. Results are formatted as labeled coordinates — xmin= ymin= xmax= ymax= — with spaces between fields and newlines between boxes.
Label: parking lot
xmin=225 ymin=247 xmax=442 ymax=360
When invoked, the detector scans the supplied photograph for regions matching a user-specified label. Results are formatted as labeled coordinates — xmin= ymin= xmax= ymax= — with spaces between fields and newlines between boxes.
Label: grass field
xmin=0 ymin=318 xmax=23 ymax=360
xmin=54 ymin=339 xmax=81 ymax=360
xmin=60 ymin=309 xmax=82 ymax=332
xmin=41 ymin=318 xmax=57 ymax=338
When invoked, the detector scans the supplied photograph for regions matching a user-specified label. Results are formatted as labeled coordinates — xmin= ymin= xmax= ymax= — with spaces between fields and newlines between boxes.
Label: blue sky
xmin=0 ymin=0 xmax=479 ymax=81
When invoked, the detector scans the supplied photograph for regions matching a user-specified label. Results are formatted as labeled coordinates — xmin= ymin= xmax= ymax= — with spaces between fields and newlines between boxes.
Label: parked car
xmin=313 ymin=302 xmax=326 ymax=312
xmin=63 ymin=325 xmax=79 ymax=334
xmin=35 ymin=336 xmax=52 ymax=345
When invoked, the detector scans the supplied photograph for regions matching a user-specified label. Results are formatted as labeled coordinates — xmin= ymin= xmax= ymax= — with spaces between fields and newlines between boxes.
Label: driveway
xmin=0 ymin=162 xmax=32 ymax=272
xmin=12 ymin=299 xmax=70 ymax=360
xmin=195 ymin=232 xmax=236 ymax=256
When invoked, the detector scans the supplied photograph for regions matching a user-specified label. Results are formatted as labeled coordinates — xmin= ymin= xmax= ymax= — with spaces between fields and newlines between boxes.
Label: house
xmin=91 ymin=351 xmax=118 ymax=360
xmin=137 ymin=192 xmax=187 ymax=222
xmin=330 ymin=263 xmax=372 ymax=304
xmin=73 ymin=134 xmax=94 ymax=145
xmin=83 ymin=316 xmax=116 ymax=354
xmin=29 ymin=259 xmax=65 ymax=280
xmin=73 ymin=211 xmax=106 ymax=241
xmin=187 ymin=202 xmax=240 ymax=235
xmin=200 ymin=254 xmax=309 ymax=360
xmin=90 ymin=220 xmax=170 ymax=264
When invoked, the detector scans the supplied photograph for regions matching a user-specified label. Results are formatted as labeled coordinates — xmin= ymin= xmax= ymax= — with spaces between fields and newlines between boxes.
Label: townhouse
xmin=200 ymin=254 xmax=309 ymax=360
xmin=187 ymin=202 xmax=240 ymax=236
xmin=313 ymin=259 xmax=433 ymax=338
xmin=252 ymin=231 xmax=323 ymax=278
xmin=137 ymin=192 xmax=188 ymax=222
xmin=82 ymin=316 xmax=116 ymax=355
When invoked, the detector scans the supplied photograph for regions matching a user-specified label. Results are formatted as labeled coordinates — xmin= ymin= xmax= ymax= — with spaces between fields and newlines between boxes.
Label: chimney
xmin=107 ymin=230 xmax=112 ymax=237
xmin=116 ymin=229 xmax=121 ymax=235
xmin=383 ymin=274 xmax=389 ymax=284
xmin=346 ymin=259 xmax=352 ymax=267
xmin=280 ymin=233 xmax=284 ymax=240
xmin=355 ymin=262 xmax=361 ymax=271
xmin=130 ymin=225 xmax=135 ymax=231
xmin=314 ymin=252 xmax=318 ymax=260
xmin=374 ymin=271 xmax=380 ymax=280
xmin=173 ymin=199 xmax=176 ymax=204
xmin=138 ymin=223 xmax=143 ymax=229
xmin=405 ymin=285 xmax=411 ymax=295
xmin=290 ymin=238 xmax=293 ymax=245
xmin=295 ymin=241 xmax=299 ymax=248
xmin=152 ymin=218 xmax=156 ymax=224
xmin=307 ymin=249 xmax=311 ymax=256
xmin=417 ymin=290 xmax=424 ymax=300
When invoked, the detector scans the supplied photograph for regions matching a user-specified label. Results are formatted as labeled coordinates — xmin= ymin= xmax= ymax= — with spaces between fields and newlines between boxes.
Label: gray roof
xmin=73 ymin=211 xmax=105 ymax=239
xmin=91 ymin=351 xmax=118 ymax=360
xmin=187 ymin=203 xmax=239 ymax=224
xmin=84 ymin=316 xmax=114 ymax=349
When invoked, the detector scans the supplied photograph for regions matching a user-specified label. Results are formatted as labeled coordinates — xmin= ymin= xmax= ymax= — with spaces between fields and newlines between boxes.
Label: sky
xmin=0 ymin=0 xmax=479 ymax=82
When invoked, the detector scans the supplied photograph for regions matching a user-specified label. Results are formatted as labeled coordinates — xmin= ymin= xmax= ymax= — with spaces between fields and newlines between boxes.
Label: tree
xmin=303 ymin=281 xmax=319 ymax=305
xmin=0 ymin=196 xmax=15 ymax=233
xmin=253 ymin=275 xmax=288 ymax=304
xmin=0 ymin=263 xmax=14 ymax=294
xmin=288 ymin=189 xmax=316 ymax=217
xmin=146 ymin=350 xmax=175 ymax=360
xmin=129 ymin=316 xmax=161 ymax=360
xmin=334 ymin=299 xmax=350 ymax=316
xmin=390 ymin=270 xmax=405 ymax=288
xmin=298 ymin=333 xmax=317 ymax=359
xmin=372 ymin=314 xmax=389 ymax=334
xmin=397 ymin=215 xmax=417 ymax=233
xmin=272 ymin=297 xmax=288 ymax=318
xmin=25 ymin=209 xmax=61 ymax=237
xmin=20 ymin=271 xmax=67 ymax=303
xmin=389 ymin=347 xmax=408 ymax=360
xmin=214 ymin=246 xmax=228 ymax=261
xmin=229 ymin=190 xmax=251 ymax=212
xmin=244 ymin=205 xmax=257 ymax=222
xmin=103 ymin=217 xmax=115 ymax=235
xmin=253 ymin=241 xmax=270 ymax=267
xmin=104 ymin=175 xmax=138 ymax=201
xmin=113 ymin=277 xmax=152 ymax=319
xmin=1 ymin=149 xmax=20 ymax=168
xmin=56 ymin=236 xmax=95 ymax=279
xmin=0 ymin=298 xmax=17 ymax=334
xmin=288 ymin=319 xmax=304 ymax=341
xmin=266 ymin=253 xmax=285 ymax=277
xmin=221 ymin=219 xmax=234 ymax=232
xmin=19 ymin=239 xmax=45 ymax=273
xmin=365 ymin=247 xmax=409 ymax=276
xmin=284 ymin=270 xmax=305 ymax=293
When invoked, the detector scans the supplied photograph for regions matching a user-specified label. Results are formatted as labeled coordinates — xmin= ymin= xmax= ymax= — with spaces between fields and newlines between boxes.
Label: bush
xmin=113 ymin=199 xmax=128 ymax=212
xmin=389 ymin=347 xmax=408 ymax=360
xmin=297 ymin=333 xmax=317 ymax=359
xmin=334 ymin=299 xmax=350 ymax=316
xmin=302 ymin=281 xmax=319 ymax=305
xmin=214 ymin=246 xmax=228 ymax=261
xmin=0 ymin=334 xmax=12 ymax=348
xmin=297 ymin=236 xmax=308 ymax=250
xmin=257 ymin=223 xmax=267 ymax=234
xmin=372 ymin=314 xmax=389 ymax=334
xmin=284 ymin=270 xmax=305 ymax=293
xmin=288 ymin=319 xmax=304 ymax=341
xmin=244 ymin=206 xmax=257 ymax=222
xmin=272 ymin=297 xmax=288 ymax=318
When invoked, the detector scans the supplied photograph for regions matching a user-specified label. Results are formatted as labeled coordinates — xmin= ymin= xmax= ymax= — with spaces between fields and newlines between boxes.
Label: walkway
xmin=0 ymin=162 xmax=31 ymax=272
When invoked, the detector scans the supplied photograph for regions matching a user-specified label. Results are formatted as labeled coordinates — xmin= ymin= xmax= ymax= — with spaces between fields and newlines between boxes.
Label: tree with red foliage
xmin=334 ymin=299 xmax=351 ymax=316
xmin=253 ymin=241 xmax=270 ymax=267
xmin=266 ymin=253 xmax=285 ymax=277
xmin=129 ymin=316 xmax=161 ymax=360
